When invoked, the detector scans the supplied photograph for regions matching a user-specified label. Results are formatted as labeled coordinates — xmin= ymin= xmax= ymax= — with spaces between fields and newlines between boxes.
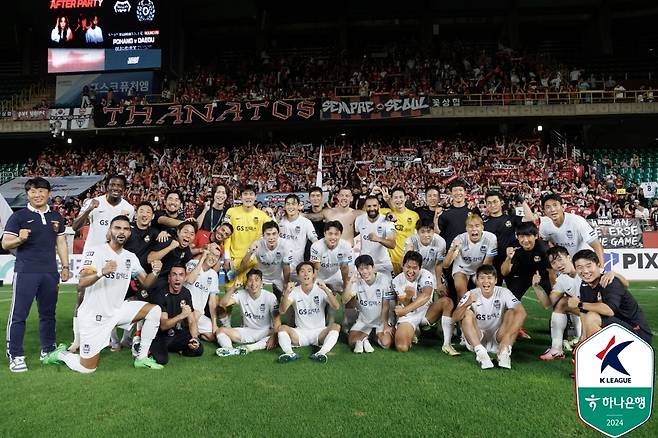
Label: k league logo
xmin=575 ymin=324 xmax=654 ymax=437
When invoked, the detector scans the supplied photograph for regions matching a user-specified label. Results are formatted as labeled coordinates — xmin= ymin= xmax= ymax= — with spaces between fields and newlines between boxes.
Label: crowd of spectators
xmin=22 ymin=135 xmax=658 ymax=231
xmin=168 ymin=41 xmax=654 ymax=103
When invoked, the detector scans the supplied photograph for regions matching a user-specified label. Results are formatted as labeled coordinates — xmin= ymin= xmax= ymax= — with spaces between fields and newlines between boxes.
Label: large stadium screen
xmin=47 ymin=0 xmax=162 ymax=73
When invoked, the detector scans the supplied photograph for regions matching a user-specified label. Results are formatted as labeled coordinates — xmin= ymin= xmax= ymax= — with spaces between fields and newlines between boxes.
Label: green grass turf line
xmin=0 ymin=284 xmax=655 ymax=437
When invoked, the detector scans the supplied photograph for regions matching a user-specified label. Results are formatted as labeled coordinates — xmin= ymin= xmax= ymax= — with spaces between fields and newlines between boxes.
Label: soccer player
xmin=404 ymin=218 xmax=447 ymax=286
xmin=185 ymin=244 xmax=221 ymax=341
xmin=223 ymin=185 xmax=271 ymax=286
xmin=305 ymin=187 xmax=364 ymax=246
xmin=150 ymin=264 xmax=204 ymax=364
xmin=125 ymin=201 xmax=159 ymax=274
xmin=570 ymin=249 xmax=652 ymax=344
xmin=442 ymin=213 xmax=497 ymax=299
xmin=3 ymin=177 xmax=70 ymax=373
xmin=343 ymin=255 xmax=395 ymax=353
xmin=391 ymin=251 xmax=435 ymax=352
xmin=240 ymin=221 xmax=293 ymax=296
xmin=152 ymin=189 xmax=187 ymax=235
xmin=530 ymin=246 xmax=628 ymax=360
xmin=279 ymin=194 xmax=318 ymax=279
xmin=54 ymin=215 xmax=164 ymax=373
xmin=215 ymin=269 xmax=280 ymax=356
xmin=306 ymin=186 xmax=326 ymax=241
xmin=354 ymin=195 xmax=396 ymax=275
xmin=416 ymin=186 xmax=442 ymax=232
xmin=70 ymin=175 xmax=134 ymax=352
xmin=380 ymin=187 xmax=420 ymax=274
xmin=453 ymin=265 xmax=527 ymax=369
xmin=483 ymin=191 xmax=524 ymax=286
xmin=147 ymin=221 xmax=196 ymax=294
xmin=276 ymin=262 xmax=341 ymax=363
xmin=527 ymin=192 xmax=604 ymax=262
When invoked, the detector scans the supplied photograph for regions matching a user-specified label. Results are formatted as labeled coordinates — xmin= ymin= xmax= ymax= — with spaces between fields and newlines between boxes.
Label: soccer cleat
xmin=9 ymin=356 xmax=28 ymax=373
xmin=497 ymin=346 xmax=512 ymax=369
xmin=412 ymin=335 xmax=419 ymax=344
xmin=563 ymin=338 xmax=579 ymax=353
xmin=517 ymin=328 xmax=531 ymax=340
xmin=277 ymin=353 xmax=298 ymax=363
xmin=353 ymin=341 xmax=364 ymax=354
xmin=362 ymin=339 xmax=375 ymax=353
xmin=421 ymin=322 xmax=437 ymax=332
xmin=215 ymin=347 xmax=242 ymax=357
xmin=309 ymin=352 xmax=328 ymax=364
xmin=134 ymin=357 xmax=164 ymax=370
xmin=40 ymin=344 xmax=66 ymax=365
xmin=237 ymin=346 xmax=249 ymax=355
xmin=475 ymin=350 xmax=494 ymax=369
xmin=539 ymin=348 xmax=565 ymax=361
xmin=441 ymin=344 xmax=461 ymax=356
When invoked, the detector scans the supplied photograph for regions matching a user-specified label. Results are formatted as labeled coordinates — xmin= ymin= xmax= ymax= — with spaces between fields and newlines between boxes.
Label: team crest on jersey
xmin=144 ymin=235 xmax=151 ymax=243
xmin=534 ymin=256 xmax=541 ymax=262
xmin=254 ymin=217 xmax=259 ymax=223
xmin=493 ymin=299 xmax=501 ymax=310
xmin=480 ymin=245 xmax=487 ymax=253
xmin=337 ymin=253 xmax=344 ymax=258
xmin=313 ymin=296 xmax=320 ymax=306
xmin=377 ymin=226 xmax=383 ymax=234
xmin=125 ymin=259 xmax=131 ymax=270
xmin=207 ymin=277 xmax=213 ymax=286
xmin=260 ymin=303 xmax=266 ymax=312
xmin=51 ymin=220 xmax=60 ymax=232
xmin=429 ymin=248 xmax=435 ymax=254
xmin=566 ymin=230 xmax=574 ymax=239
xmin=505 ymin=220 xmax=512 ymax=228
xmin=275 ymin=251 xmax=281 ymax=257
xmin=407 ymin=217 xmax=412 ymax=223
xmin=375 ymin=289 xmax=382 ymax=299
xmin=295 ymin=226 xmax=301 ymax=234
xmin=140 ymin=290 xmax=149 ymax=299
xmin=180 ymin=300 xmax=187 ymax=307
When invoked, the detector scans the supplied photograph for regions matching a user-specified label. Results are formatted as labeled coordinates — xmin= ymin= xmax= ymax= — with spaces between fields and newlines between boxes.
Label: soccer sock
xmin=137 ymin=306 xmax=161 ymax=360
xmin=318 ymin=330 xmax=339 ymax=355
xmin=246 ymin=337 xmax=268 ymax=352
xmin=441 ymin=316 xmax=454 ymax=347
xmin=110 ymin=328 xmax=119 ymax=346
xmin=57 ymin=351 xmax=96 ymax=374
xmin=72 ymin=316 xmax=80 ymax=346
xmin=363 ymin=338 xmax=373 ymax=350
xmin=573 ymin=315 xmax=582 ymax=339
xmin=217 ymin=333 xmax=233 ymax=349
xmin=342 ymin=308 xmax=358 ymax=328
xmin=277 ymin=331 xmax=294 ymax=355
xmin=551 ymin=312 xmax=568 ymax=351
xmin=121 ymin=327 xmax=132 ymax=343
xmin=219 ymin=316 xmax=232 ymax=328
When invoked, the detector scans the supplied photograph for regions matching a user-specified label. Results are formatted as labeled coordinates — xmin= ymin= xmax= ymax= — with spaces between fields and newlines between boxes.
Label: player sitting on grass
xmin=276 ymin=262 xmax=341 ymax=364
xmin=48 ymin=215 xmax=164 ymax=373
xmin=343 ymin=255 xmax=395 ymax=353
xmin=453 ymin=264 xmax=526 ymax=369
xmin=184 ymin=243 xmax=221 ymax=342
xmin=215 ymin=269 xmax=280 ymax=357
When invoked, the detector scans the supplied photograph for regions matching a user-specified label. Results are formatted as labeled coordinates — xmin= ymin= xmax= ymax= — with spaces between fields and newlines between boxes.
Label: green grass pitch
xmin=0 ymin=283 xmax=656 ymax=437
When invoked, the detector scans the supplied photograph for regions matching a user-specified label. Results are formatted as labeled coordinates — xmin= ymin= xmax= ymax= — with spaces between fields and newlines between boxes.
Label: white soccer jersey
xmin=253 ymin=238 xmax=293 ymax=289
xmin=288 ymin=284 xmax=327 ymax=330
xmin=405 ymin=234 xmax=447 ymax=272
xmin=355 ymin=214 xmax=395 ymax=267
xmin=452 ymin=231 xmax=498 ymax=274
xmin=82 ymin=195 xmax=135 ymax=251
xmin=279 ymin=215 xmax=318 ymax=269
xmin=553 ymin=272 xmax=582 ymax=298
xmin=354 ymin=273 xmax=395 ymax=325
xmin=234 ymin=289 xmax=279 ymax=330
xmin=78 ymin=244 xmax=144 ymax=318
xmin=392 ymin=268 xmax=435 ymax=306
xmin=185 ymin=260 xmax=219 ymax=312
xmin=458 ymin=286 xmax=520 ymax=332
xmin=310 ymin=238 xmax=353 ymax=280
xmin=539 ymin=213 xmax=597 ymax=256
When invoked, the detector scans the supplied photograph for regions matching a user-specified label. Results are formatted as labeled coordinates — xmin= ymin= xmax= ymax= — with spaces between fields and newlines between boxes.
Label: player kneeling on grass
xmin=277 ymin=262 xmax=341 ymax=364
xmin=453 ymin=265 xmax=526 ymax=369
xmin=343 ymin=255 xmax=395 ymax=353
xmin=48 ymin=215 xmax=164 ymax=373
xmin=150 ymin=264 xmax=204 ymax=364
xmin=391 ymin=251 xmax=435 ymax=353
xmin=569 ymin=250 xmax=652 ymax=345
xmin=215 ymin=269 xmax=280 ymax=357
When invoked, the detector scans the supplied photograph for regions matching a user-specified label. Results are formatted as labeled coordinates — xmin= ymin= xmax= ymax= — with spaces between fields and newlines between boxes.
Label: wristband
xmin=577 ymin=301 xmax=587 ymax=313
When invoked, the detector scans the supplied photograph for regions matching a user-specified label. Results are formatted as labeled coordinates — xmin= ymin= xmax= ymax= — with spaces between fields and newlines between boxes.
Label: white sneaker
xmin=363 ymin=339 xmax=375 ymax=353
xmin=498 ymin=346 xmax=512 ymax=369
xmin=9 ymin=356 xmax=28 ymax=373
xmin=353 ymin=340 xmax=364 ymax=354
xmin=475 ymin=349 xmax=494 ymax=369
